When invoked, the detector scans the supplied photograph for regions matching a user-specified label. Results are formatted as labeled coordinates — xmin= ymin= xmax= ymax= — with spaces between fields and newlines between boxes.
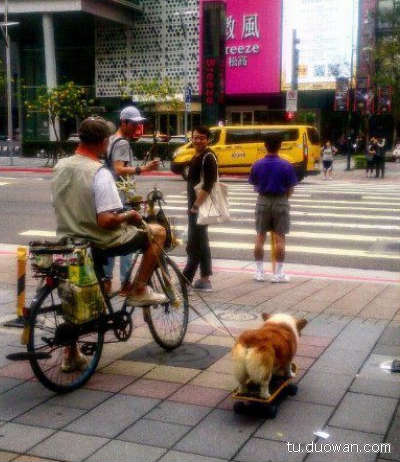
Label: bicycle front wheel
xmin=27 ymin=285 xmax=104 ymax=393
xmin=145 ymin=256 xmax=189 ymax=350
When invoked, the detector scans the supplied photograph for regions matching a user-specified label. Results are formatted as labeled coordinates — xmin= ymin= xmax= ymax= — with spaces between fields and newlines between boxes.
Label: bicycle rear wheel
xmin=27 ymin=284 xmax=104 ymax=393
xmin=145 ymin=256 xmax=189 ymax=350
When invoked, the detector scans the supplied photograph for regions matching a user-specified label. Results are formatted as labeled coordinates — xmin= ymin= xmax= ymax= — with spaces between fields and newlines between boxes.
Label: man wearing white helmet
xmin=104 ymin=106 xmax=159 ymax=295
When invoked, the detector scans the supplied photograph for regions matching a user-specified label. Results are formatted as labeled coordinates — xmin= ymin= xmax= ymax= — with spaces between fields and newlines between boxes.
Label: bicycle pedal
xmin=80 ymin=343 xmax=97 ymax=356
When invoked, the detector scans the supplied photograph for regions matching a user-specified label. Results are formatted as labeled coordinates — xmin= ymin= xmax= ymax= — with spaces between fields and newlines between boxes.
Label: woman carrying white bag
xmin=182 ymin=126 xmax=230 ymax=292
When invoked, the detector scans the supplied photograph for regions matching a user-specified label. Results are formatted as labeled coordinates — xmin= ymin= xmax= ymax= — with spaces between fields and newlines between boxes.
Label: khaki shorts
xmin=255 ymin=195 xmax=290 ymax=235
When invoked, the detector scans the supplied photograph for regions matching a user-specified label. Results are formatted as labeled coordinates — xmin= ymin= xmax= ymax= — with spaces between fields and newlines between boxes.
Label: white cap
xmin=120 ymin=106 xmax=146 ymax=123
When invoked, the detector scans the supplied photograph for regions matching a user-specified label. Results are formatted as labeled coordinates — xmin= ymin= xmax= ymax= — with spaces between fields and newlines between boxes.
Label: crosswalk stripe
xmin=363 ymin=195 xmax=400 ymax=201
xmin=168 ymin=214 xmax=400 ymax=231
xmin=174 ymin=224 xmax=397 ymax=243
xmin=164 ymin=204 xmax=400 ymax=219
xmin=209 ymin=241 xmax=399 ymax=260
xmin=170 ymin=193 xmax=400 ymax=207
xmin=19 ymin=230 xmax=56 ymax=237
xmin=168 ymin=195 xmax=400 ymax=209
xmin=164 ymin=199 xmax=399 ymax=216
xmin=0 ymin=182 xmax=10 ymax=186
xmin=16 ymin=181 xmax=399 ymax=268
xmin=299 ymin=188 xmax=400 ymax=195
xmin=228 ymin=187 xmax=400 ymax=197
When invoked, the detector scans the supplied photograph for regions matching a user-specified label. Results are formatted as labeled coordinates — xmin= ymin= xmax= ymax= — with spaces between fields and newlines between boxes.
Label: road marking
xmin=173 ymin=224 xmax=398 ymax=243
xmin=167 ymin=194 xmax=400 ymax=209
xmin=165 ymin=200 xmax=400 ymax=214
xmin=228 ymin=187 xmax=400 ymax=197
xmin=169 ymin=214 xmax=400 ymax=231
xmin=363 ymin=195 xmax=400 ymax=201
xmin=163 ymin=205 xmax=400 ymax=221
xmin=300 ymin=188 xmax=400 ymax=195
xmin=0 ymin=182 xmax=10 ymax=186
xmin=19 ymin=230 xmax=56 ymax=237
xmin=209 ymin=241 xmax=399 ymax=260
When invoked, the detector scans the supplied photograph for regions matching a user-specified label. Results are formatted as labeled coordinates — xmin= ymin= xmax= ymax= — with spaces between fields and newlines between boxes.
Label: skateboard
xmin=232 ymin=364 xmax=298 ymax=419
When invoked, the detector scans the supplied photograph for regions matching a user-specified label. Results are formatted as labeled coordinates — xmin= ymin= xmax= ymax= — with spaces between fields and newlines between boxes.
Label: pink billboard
xmin=225 ymin=0 xmax=282 ymax=95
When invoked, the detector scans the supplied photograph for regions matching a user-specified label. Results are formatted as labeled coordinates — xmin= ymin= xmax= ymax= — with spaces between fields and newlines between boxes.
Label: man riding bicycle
xmin=52 ymin=117 xmax=167 ymax=370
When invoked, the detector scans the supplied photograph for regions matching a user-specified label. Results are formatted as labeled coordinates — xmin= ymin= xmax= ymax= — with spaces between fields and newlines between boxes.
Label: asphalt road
xmin=0 ymin=171 xmax=399 ymax=273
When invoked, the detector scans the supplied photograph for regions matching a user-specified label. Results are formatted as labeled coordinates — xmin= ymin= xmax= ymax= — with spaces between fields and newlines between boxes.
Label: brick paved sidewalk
xmin=0 ymin=252 xmax=399 ymax=462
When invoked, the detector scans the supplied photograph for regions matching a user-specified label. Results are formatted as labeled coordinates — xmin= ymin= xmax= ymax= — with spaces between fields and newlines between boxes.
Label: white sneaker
xmin=126 ymin=286 xmax=168 ymax=306
xmin=270 ymin=273 xmax=290 ymax=283
xmin=254 ymin=270 xmax=265 ymax=282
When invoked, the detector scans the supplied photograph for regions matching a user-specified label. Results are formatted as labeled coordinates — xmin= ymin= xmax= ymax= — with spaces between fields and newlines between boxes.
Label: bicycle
xmin=24 ymin=187 xmax=189 ymax=393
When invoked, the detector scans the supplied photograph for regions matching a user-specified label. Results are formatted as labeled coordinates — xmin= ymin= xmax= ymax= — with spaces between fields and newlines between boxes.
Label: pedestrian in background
xmin=366 ymin=137 xmax=376 ymax=178
xmin=321 ymin=140 xmax=337 ymax=180
xmin=393 ymin=140 xmax=400 ymax=163
xmin=104 ymin=106 xmax=159 ymax=295
xmin=249 ymin=133 xmax=297 ymax=283
xmin=182 ymin=126 xmax=218 ymax=292
xmin=375 ymin=137 xmax=386 ymax=178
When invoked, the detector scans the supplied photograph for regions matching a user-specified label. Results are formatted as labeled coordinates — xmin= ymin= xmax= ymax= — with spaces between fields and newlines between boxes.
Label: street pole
xmin=182 ymin=13 xmax=189 ymax=139
xmin=291 ymin=29 xmax=299 ymax=91
xmin=5 ymin=0 xmax=14 ymax=165
xmin=346 ymin=0 xmax=356 ymax=171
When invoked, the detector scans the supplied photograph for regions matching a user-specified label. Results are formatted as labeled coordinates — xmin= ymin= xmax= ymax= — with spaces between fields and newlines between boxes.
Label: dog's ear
xmin=297 ymin=318 xmax=308 ymax=332
xmin=262 ymin=313 xmax=271 ymax=321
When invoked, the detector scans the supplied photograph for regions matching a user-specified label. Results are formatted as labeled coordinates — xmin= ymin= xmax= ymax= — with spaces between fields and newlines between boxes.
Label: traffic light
xmin=286 ymin=111 xmax=296 ymax=121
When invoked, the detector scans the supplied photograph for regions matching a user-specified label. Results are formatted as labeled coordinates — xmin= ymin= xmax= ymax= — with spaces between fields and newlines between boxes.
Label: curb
xmin=0 ymin=166 xmax=177 ymax=176
xmin=0 ymin=167 xmax=53 ymax=173
xmin=1 ymin=247 xmax=398 ymax=284
xmin=0 ymin=166 xmax=249 ymax=180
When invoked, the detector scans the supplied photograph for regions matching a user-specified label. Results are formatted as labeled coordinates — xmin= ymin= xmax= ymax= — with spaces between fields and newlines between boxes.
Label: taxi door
xmin=219 ymin=128 xmax=258 ymax=173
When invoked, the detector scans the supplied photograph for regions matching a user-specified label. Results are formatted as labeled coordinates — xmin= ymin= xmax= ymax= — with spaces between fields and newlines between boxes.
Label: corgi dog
xmin=232 ymin=313 xmax=307 ymax=399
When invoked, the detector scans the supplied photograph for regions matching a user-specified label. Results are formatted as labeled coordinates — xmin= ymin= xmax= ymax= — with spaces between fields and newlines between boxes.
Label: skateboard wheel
xmin=233 ymin=401 xmax=247 ymax=414
xmin=287 ymin=384 xmax=298 ymax=396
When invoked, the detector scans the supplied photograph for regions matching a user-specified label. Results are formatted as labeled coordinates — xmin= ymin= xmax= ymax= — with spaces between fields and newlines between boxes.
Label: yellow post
xmin=270 ymin=232 xmax=276 ymax=275
xmin=4 ymin=246 xmax=27 ymax=330
xmin=17 ymin=247 xmax=27 ymax=319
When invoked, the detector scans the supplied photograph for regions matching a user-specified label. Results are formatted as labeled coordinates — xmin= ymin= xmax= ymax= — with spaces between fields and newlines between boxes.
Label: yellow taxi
xmin=170 ymin=125 xmax=321 ymax=181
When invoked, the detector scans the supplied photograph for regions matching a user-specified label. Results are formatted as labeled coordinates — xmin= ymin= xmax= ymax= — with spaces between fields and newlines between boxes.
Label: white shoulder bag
xmin=194 ymin=152 xmax=230 ymax=225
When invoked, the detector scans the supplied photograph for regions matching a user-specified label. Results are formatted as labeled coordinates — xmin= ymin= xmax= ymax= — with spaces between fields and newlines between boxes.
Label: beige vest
xmin=52 ymin=154 xmax=137 ymax=249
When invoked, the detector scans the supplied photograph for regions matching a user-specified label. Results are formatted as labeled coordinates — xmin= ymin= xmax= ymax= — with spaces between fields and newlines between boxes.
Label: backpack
xmin=105 ymin=137 xmax=128 ymax=177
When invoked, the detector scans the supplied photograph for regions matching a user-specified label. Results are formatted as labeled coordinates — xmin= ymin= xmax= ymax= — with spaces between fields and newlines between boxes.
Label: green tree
xmin=119 ymin=76 xmax=182 ymax=134
xmin=25 ymin=81 xmax=94 ymax=162
xmin=375 ymin=0 xmax=400 ymax=137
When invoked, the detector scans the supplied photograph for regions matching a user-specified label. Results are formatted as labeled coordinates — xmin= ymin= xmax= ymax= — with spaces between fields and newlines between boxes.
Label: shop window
xmin=231 ymin=112 xmax=241 ymax=125
xmin=243 ymin=112 xmax=253 ymax=124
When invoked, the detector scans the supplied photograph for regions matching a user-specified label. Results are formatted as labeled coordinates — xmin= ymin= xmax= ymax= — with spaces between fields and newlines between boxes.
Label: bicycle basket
xmin=58 ymin=280 xmax=104 ymax=325
xmin=29 ymin=239 xmax=74 ymax=277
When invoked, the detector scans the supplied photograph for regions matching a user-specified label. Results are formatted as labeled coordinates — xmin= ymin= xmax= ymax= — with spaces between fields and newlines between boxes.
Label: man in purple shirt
xmin=249 ymin=133 xmax=297 ymax=283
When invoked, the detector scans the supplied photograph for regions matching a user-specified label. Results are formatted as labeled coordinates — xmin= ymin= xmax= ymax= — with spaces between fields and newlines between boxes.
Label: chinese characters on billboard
xmin=200 ymin=0 xmax=362 ymax=97
xmin=224 ymin=0 xmax=281 ymax=95
xmin=282 ymin=0 xmax=359 ymax=91
xmin=200 ymin=0 xmax=226 ymax=126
